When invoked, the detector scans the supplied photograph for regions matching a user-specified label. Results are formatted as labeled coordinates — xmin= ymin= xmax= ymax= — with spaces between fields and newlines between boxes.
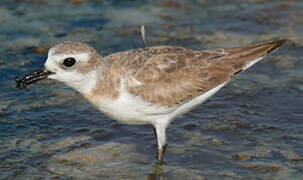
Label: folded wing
xmin=124 ymin=40 xmax=285 ymax=107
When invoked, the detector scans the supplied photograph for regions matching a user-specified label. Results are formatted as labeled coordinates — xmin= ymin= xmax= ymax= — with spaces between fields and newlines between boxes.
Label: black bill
xmin=15 ymin=66 xmax=54 ymax=89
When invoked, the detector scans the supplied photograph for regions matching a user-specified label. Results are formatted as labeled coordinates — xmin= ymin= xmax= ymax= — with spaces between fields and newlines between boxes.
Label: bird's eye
xmin=63 ymin=57 xmax=76 ymax=67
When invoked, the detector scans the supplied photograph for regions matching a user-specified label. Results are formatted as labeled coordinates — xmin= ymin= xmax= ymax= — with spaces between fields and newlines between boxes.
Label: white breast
xmin=90 ymin=80 xmax=174 ymax=125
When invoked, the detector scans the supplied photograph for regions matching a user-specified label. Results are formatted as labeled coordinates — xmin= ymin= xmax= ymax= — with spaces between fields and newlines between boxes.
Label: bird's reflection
xmin=147 ymin=163 xmax=165 ymax=180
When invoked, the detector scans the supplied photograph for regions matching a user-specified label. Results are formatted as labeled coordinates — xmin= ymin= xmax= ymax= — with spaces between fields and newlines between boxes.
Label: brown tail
xmin=224 ymin=39 xmax=286 ymax=55
xmin=260 ymin=39 xmax=286 ymax=54
xmin=247 ymin=39 xmax=286 ymax=56
xmin=217 ymin=39 xmax=286 ymax=75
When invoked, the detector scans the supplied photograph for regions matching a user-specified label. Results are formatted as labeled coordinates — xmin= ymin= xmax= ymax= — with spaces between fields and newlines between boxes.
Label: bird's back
xmin=101 ymin=40 xmax=285 ymax=108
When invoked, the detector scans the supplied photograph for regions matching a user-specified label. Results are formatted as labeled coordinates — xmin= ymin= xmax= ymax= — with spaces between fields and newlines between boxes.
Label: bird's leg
xmin=157 ymin=144 xmax=167 ymax=164
xmin=153 ymin=124 xmax=167 ymax=164
xmin=157 ymin=148 xmax=163 ymax=164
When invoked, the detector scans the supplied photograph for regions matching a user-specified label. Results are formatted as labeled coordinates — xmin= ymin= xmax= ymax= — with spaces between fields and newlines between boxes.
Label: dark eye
xmin=63 ymin=58 xmax=76 ymax=67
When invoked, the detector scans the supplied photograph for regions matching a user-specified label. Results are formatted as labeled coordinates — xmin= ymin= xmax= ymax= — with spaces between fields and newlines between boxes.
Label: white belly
xmin=91 ymin=90 xmax=174 ymax=125
xmin=89 ymin=81 xmax=228 ymax=126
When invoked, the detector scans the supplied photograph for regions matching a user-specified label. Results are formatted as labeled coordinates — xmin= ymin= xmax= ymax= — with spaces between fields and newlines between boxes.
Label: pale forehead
xmin=49 ymin=41 xmax=95 ymax=55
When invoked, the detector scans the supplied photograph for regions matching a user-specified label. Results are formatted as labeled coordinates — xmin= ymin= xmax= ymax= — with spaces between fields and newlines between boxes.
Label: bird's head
xmin=15 ymin=41 xmax=102 ymax=94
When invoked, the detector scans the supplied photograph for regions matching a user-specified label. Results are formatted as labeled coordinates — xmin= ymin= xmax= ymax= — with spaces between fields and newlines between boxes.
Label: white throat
xmin=65 ymin=70 xmax=98 ymax=95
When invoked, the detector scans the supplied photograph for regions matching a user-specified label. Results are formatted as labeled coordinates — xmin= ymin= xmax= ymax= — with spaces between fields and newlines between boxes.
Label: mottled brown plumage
xmin=51 ymin=41 xmax=96 ymax=55
xmin=90 ymin=40 xmax=285 ymax=107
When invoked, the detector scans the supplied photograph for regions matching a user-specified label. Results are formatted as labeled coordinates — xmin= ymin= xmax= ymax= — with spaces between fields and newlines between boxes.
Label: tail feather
xmin=220 ymin=39 xmax=286 ymax=75
xmin=264 ymin=39 xmax=287 ymax=54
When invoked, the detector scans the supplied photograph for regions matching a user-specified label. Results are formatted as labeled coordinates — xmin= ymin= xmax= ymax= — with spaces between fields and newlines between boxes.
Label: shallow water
xmin=0 ymin=0 xmax=303 ymax=179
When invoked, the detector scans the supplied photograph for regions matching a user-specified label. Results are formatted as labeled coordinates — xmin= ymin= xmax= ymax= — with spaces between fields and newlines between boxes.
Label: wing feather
xmin=103 ymin=40 xmax=285 ymax=107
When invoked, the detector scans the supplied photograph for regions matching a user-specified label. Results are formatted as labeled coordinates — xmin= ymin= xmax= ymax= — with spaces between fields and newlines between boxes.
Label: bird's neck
xmin=70 ymin=56 xmax=106 ymax=96
xmin=67 ymin=70 xmax=98 ymax=96
xmin=82 ymin=61 xmax=122 ymax=103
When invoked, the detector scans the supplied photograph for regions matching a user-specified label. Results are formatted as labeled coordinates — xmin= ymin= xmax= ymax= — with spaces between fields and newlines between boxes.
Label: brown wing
xmin=124 ymin=40 xmax=285 ymax=107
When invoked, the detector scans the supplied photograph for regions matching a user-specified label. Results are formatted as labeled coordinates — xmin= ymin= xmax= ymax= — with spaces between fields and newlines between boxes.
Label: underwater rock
xmin=48 ymin=142 xmax=148 ymax=179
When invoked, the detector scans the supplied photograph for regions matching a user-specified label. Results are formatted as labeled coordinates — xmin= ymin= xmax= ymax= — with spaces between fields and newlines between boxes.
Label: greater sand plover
xmin=15 ymin=39 xmax=286 ymax=163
